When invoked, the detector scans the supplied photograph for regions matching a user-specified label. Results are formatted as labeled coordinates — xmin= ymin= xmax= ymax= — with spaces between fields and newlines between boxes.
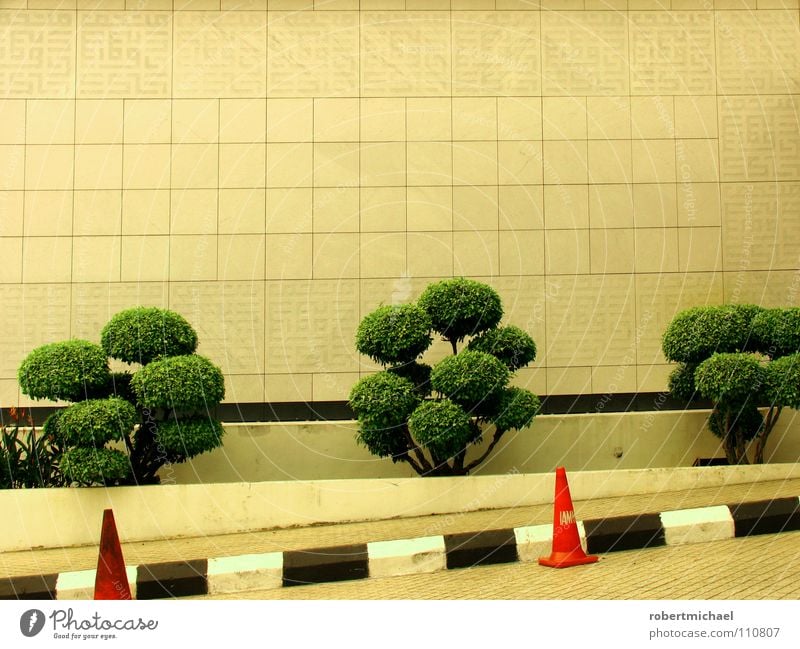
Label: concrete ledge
xmin=5 ymin=494 xmax=797 ymax=600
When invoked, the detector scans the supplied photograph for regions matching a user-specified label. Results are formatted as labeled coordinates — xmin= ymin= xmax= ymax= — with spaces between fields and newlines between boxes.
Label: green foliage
xmin=60 ymin=447 xmax=130 ymax=486
xmin=156 ymin=417 xmax=224 ymax=461
xmin=387 ymin=362 xmax=432 ymax=398
xmin=667 ymin=363 xmax=698 ymax=401
xmin=418 ymin=278 xmax=503 ymax=343
xmin=101 ymin=307 xmax=198 ymax=365
xmin=430 ymin=350 xmax=509 ymax=413
xmin=1 ymin=414 xmax=64 ymax=489
xmin=18 ymin=340 xmax=110 ymax=402
xmin=765 ymin=353 xmax=800 ymax=409
xmin=708 ymin=405 xmax=763 ymax=442
xmin=752 ymin=308 xmax=800 ymax=359
xmin=409 ymin=400 xmax=474 ymax=460
xmin=355 ymin=304 xmax=433 ymax=366
xmin=491 ymin=387 xmax=540 ymax=433
xmin=467 ymin=325 xmax=536 ymax=371
xmin=131 ymin=354 xmax=225 ymax=411
xmin=661 ymin=305 xmax=762 ymax=364
xmin=695 ymin=353 xmax=766 ymax=407
xmin=58 ymin=398 xmax=137 ymax=448
xmin=349 ymin=372 xmax=419 ymax=430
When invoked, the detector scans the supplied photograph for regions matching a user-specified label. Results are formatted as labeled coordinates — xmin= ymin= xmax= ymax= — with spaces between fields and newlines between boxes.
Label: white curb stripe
xmin=514 ymin=522 xmax=589 ymax=563
xmin=207 ymin=552 xmax=283 ymax=595
xmin=367 ymin=536 xmax=446 ymax=579
xmin=56 ymin=566 xmax=138 ymax=600
xmin=660 ymin=505 xmax=735 ymax=546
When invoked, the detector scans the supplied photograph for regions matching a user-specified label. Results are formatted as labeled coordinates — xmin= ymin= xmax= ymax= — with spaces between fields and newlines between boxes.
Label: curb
xmin=2 ymin=496 xmax=799 ymax=600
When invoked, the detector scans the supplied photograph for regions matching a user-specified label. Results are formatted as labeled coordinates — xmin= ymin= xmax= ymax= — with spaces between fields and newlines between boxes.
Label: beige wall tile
xmin=219 ymin=99 xmax=268 ymax=144
xmin=677 ymin=182 xmax=720 ymax=227
xmin=543 ymin=97 xmax=587 ymax=140
xmin=314 ymin=187 xmax=359 ymax=233
xmin=361 ymin=187 xmax=406 ymax=232
xmin=122 ymin=189 xmax=169 ymax=235
xmin=0 ymin=101 xmax=25 ymax=145
xmin=631 ymin=140 xmax=676 ymax=183
xmin=0 ymin=238 xmax=22 ymax=283
xmin=587 ymin=97 xmax=631 ymax=140
xmin=498 ymin=97 xmax=542 ymax=141
xmin=74 ymin=190 xmax=121 ymax=236
xmin=361 ymin=232 xmax=406 ymax=278
xmin=218 ymin=234 xmax=265 ymax=281
xmin=313 ymin=372 xmax=360 ymax=401
xmin=25 ymin=146 xmax=74 ymax=190
xmin=266 ymin=233 xmax=312 ymax=279
xmin=171 ymin=143 xmax=219 ymax=189
xmin=590 ymin=228 xmax=635 ymax=274
xmin=267 ymin=99 xmax=313 ymax=143
xmin=220 ymin=143 xmax=266 ymax=189
xmin=124 ymin=100 xmax=171 ymax=144
xmin=361 ymin=142 xmax=406 ymax=187
xmin=223 ymin=374 xmax=264 ymax=405
xmin=544 ymin=185 xmax=589 ymax=229
xmin=453 ymin=185 xmax=498 ymax=231
xmin=314 ymin=98 xmax=359 ymax=142
xmin=220 ymin=189 xmax=265 ymax=235
xmin=633 ymin=183 xmax=677 ymax=227
xmin=361 ymin=98 xmax=405 ymax=142
xmin=314 ymin=143 xmax=360 ymax=188
xmin=543 ymin=140 xmax=587 ymax=184
xmin=677 ymin=139 xmax=719 ymax=183
xmin=24 ymin=191 xmax=72 ymax=236
xmin=169 ymin=234 xmax=218 ymax=281
xmin=121 ymin=235 xmax=169 ymax=281
xmin=674 ymin=96 xmax=717 ymax=139
xmin=22 ymin=237 xmax=72 ymax=283
xmin=453 ymin=141 xmax=497 ymax=185
xmin=454 ymin=230 xmax=498 ymax=277
xmin=498 ymin=141 xmax=543 ymax=185
xmin=592 ymin=365 xmax=637 ymax=395
xmin=679 ymin=227 xmax=722 ymax=272
xmin=407 ymin=186 xmax=450 ymax=232
xmin=265 ymin=373 xmax=312 ymax=403
xmin=407 ymin=98 xmax=452 ymax=141
xmin=0 ymin=192 xmax=24 ymax=236
xmin=631 ymin=96 xmax=675 ymax=139
xmin=589 ymin=184 xmax=634 ymax=229
xmin=634 ymin=228 xmax=679 ymax=273
xmin=0 ymin=146 xmax=25 ymax=190
xmin=499 ymin=230 xmax=544 ymax=276
xmin=74 ymin=144 xmax=122 ymax=190
xmin=170 ymin=189 xmax=217 ymax=235
xmin=267 ymin=188 xmax=312 ymax=234
xmin=407 ymin=231 xmax=453 ymax=277
xmin=453 ymin=98 xmax=497 ymax=141
xmin=172 ymin=99 xmax=219 ymax=144
xmin=588 ymin=140 xmax=632 ymax=184
xmin=123 ymin=144 xmax=171 ymax=190
xmin=267 ymin=143 xmax=313 ymax=188
xmin=500 ymin=185 xmax=543 ymax=230
xmin=545 ymin=229 xmax=590 ymax=275
xmin=72 ymin=236 xmax=121 ymax=282
xmin=547 ymin=367 xmax=592 ymax=396
xmin=407 ymin=142 xmax=452 ymax=186
xmin=26 ymin=100 xmax=74 ymax=145
xmin=75 ymin=100 xmax=123 ymax=145
xmin=314 ymin=233 xmax=359 ymax=279
xmin=636 ymin=364 xmax=671 ymax=393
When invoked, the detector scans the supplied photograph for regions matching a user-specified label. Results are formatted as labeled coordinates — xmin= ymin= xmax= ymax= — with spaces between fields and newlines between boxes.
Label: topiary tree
xmin=350 ymin=278 xmax=539 ymax=476
xmin=662 ymin=304 xmax=800 ymax=464
xmin=17 ymin=307 xmax=225 ymax=486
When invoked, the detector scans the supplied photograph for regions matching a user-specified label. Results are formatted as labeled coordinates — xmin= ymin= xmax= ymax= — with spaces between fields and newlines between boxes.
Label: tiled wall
xmin=1 ymin=1 xmax=799 ymax=408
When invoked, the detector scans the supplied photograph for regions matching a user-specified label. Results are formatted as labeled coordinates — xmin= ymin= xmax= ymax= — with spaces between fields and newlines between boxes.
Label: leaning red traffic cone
xmin=538 ymin=467 xmax=598 ymax=568
xmin=93 ymin=509 xmax=132 ymax=599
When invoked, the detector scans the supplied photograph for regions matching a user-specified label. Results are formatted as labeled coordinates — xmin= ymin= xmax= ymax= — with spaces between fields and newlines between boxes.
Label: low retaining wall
xmin=2 ymin=463 xmax=799 ymax=553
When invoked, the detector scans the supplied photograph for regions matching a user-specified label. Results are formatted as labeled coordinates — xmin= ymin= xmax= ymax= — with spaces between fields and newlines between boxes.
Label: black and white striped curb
xmin=2 ymin=497 xmax=798 ymax=600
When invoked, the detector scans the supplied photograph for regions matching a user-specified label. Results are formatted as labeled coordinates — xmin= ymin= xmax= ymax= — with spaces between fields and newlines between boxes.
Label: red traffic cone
xmin=93 ymin=509 xmax=132 ymax=600
xmin=538 ymin=467 xmax=598 ymax=568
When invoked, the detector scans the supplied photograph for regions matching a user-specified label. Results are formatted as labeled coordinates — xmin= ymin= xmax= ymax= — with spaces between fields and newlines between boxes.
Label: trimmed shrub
xmin=708 ymin=405 xmax=763 ymax=442
xmin=18 ymin=340 xmax=110 ymax=402
xmin=60 ymin=447 xmax=130 ymax=486
xmin=491 ymin=387 xmax=540 ymax=433
xmin=355 ymin=304 xmax=433 ymax=366
xmin=409 ymin=400 xmax=474 ymax=461
xmin=468 ymin=325 xmax=536 ymax=371
xmin=156 ymin=417 xmax=224 ymax=461
xmin=58 ymin=398 xmax=137 ymax=448
xmin=695 ymin=353 xmax=766 ymax=407
xmin=131 ymin=354 xmax=225 ymax=411
xmin=752 ymin=308 xmax=800 ymax=359
xmin=349 ymin=372 xmax=419 ymax=430
xmin=430 ymin=350 xmax=509 ymax=413
xmin=765 ymin=353 xmax=800 ymax=409
xmin=418 ymin=278 xmax=503 ymax=344
xmin=387 ymin=362 xmax=433 ymax=398
xmin=101 ymin=307 xmax=197 ymax=365
xmin=667 ymin=363 xmax=698 ymax=401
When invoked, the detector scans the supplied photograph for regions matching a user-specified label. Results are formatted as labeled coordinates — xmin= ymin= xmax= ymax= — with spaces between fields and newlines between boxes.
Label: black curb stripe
xmin=584 ymin=514 xmax=666 ymax=554
xmin=282 ymin=544 xmax=368 ymax=587
xmin=136 ymin=560 xmax=208 ymax=600
xmin=444 ymin=529 xmax=518 ymax=569
xmin=728 ymin=498 xmax=800 ymax=537
xmin=0 ymin=574 xmax=58 ymax=600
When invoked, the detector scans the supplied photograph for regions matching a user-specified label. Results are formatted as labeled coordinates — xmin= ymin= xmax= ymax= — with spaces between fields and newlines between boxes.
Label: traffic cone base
xmin=538 ymin=466 xmax=599 ymax=569
xmin=94 ymin=509 xmax=132 ymax=600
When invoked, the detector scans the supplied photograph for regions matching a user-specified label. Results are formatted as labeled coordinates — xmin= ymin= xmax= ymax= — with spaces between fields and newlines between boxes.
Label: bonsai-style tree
xmin=349 ymin=278 xmax=540 ymax=476
xmin=662 ymin=304 xmax=800 ymax=464
xmin=17 ymin=307 xmax=225 ymax=486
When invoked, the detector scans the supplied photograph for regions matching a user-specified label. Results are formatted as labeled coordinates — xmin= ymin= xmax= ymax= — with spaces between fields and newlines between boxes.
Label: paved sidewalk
xmin=2 ymin=477 xmax=799 ymax=581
